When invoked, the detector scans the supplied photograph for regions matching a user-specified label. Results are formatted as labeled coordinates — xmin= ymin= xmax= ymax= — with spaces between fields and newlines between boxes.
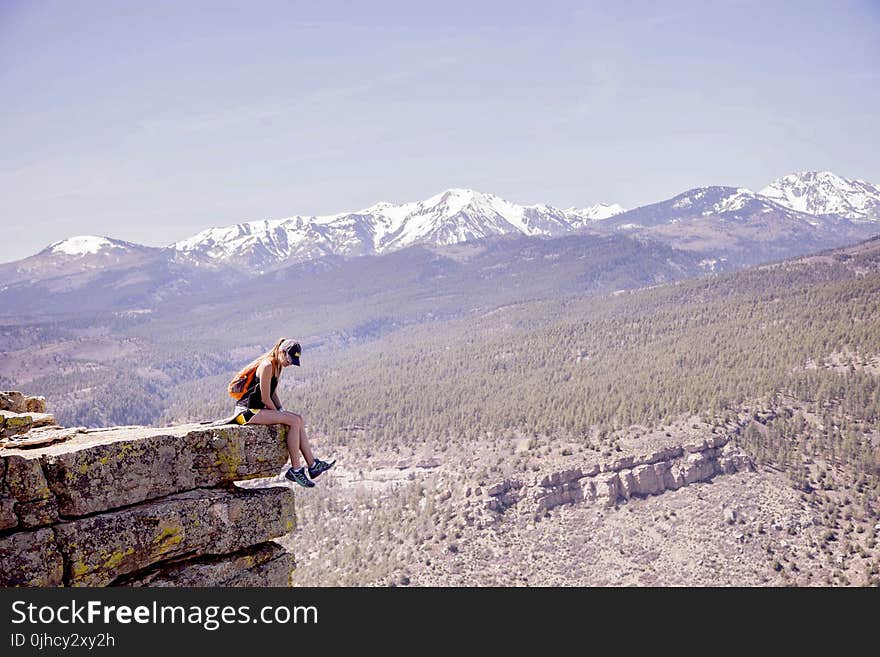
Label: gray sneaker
xmin=308 ymin=458 xmax=336 ymax=479
xmin=285 ymin=467 xmax=315 ymax=488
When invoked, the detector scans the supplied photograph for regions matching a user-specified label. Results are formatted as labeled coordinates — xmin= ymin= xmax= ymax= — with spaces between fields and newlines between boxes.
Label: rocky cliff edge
xmin=0 ymin=391 xmax=296 ymax=587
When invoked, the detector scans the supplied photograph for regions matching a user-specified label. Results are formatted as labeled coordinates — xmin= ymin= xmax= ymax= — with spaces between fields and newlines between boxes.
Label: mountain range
xmin=6 ymin=171 xmax=880 ymax=272
xmin=1 ymin=170 xmax=878 ymax=319
xmin=165 ymin=190 xmax=626 ymax=271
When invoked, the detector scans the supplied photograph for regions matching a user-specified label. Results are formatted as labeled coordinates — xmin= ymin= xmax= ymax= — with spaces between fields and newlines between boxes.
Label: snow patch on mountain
xmin=49 ymin=236 xmax=122 ymax=256
xmin=565 ymin=202 xmax=626 ymax=223
xmin=708 ymin=188 xmax=756 ymax=215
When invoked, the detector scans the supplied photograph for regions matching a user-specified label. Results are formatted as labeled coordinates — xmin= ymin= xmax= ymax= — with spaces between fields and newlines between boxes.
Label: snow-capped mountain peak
xmin=565 ymin=202 xmax=627 ymax=221
xmin=380 ymin=188 xmax=538 ymax=249
xmin=601 ymin=185 xmax=826 ymax=231
xmin=0 ymin=234 xmax=160 ymax=288
xmin=48 ymin=235 xmax=123 ymax=256
xmin=759 ymin=171 xmax=880 ymax=221
xmin=418 ymin=188 xmax=521 ymax=222
xmin=424 ymin=187 xmax=479 ymax=209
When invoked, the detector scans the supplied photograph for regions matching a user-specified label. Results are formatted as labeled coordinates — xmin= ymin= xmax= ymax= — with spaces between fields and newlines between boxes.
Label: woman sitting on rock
xmin=229 ymin=338 xmax=335 ymax=488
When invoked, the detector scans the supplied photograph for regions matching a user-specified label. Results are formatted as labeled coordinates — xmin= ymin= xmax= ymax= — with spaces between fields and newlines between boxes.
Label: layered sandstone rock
xmin=473 ymin=427 xmax=755 ymax=523
xmin=54 ymin=486 xmax=294 ymax=586
xmin=0 ymin=406 xmax=297 ymax=588
xmin=121 ymin=542 xmax=296 ymax=587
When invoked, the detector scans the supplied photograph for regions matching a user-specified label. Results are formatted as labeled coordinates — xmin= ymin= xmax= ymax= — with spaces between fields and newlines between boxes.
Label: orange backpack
xmin=227 ymin=364 xmax=259 ymax=401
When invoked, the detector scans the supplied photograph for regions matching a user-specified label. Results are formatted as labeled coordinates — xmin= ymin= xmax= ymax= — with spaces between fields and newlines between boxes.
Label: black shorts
xmin=232 ymin=407 xmax=261 ymax=425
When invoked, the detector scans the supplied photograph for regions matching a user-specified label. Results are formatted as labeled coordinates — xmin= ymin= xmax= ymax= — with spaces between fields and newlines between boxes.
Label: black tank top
xmin=236 ymin=368 xmax=278 ymax=410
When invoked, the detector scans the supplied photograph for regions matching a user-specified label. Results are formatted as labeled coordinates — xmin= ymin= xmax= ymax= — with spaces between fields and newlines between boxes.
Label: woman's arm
xmin=257 ymin=361 xmax=278 ymax=411
xmin=271 ymin=389 xmax=283 ymax=412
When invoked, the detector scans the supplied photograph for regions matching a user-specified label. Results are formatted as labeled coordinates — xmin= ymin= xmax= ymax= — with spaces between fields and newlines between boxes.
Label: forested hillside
xmin=159 ymin=237 xmax=880 ymax=445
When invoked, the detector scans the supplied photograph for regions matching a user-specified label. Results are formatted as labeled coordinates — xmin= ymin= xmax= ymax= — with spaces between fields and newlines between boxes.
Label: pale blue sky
xmin=2 ymin=0 xmax=879 ymax=262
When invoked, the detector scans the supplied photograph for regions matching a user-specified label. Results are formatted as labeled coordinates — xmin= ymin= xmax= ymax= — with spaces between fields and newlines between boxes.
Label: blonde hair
xmin=244 ymin=338 xmax=287 ymax=379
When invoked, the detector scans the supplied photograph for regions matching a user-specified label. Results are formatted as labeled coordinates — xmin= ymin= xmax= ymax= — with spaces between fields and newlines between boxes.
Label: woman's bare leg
xmin=285 ymin=412 xmax=316 ymax=466
xmin=246 ymin=409 xmax=313 ymax=469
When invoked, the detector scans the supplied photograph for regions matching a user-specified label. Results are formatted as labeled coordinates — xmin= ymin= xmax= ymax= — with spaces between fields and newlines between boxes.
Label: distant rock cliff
xmin=461 ymin=422 xmax=756 ymax=527
xmin=0 ymin=391 xmax=296 ymax=587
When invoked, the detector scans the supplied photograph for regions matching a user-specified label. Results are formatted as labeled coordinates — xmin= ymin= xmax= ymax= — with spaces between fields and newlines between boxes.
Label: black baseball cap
xmin=282 ymin=340 xmax=301 ymax=366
